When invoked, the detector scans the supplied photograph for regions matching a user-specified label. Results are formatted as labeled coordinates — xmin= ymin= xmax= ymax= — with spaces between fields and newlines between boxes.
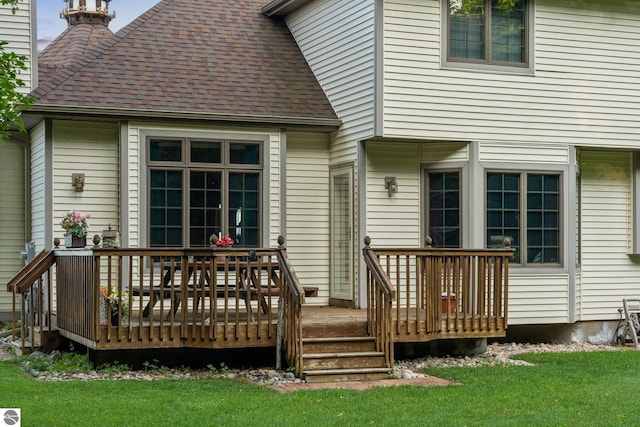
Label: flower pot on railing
xmin=64 ymin=234 xmax=86 ymax=248
xmin=60 ymin=210 xmax=90 ymax=248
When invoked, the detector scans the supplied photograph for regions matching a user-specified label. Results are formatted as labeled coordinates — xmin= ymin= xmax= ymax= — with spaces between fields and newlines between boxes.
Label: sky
xmin=37 ymin=0 xmax=161 ymax=46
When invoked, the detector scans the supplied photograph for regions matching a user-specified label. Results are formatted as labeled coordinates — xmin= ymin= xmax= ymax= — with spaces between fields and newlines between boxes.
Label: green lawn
xmin=1 ymin=350 xmax=638 ymax=426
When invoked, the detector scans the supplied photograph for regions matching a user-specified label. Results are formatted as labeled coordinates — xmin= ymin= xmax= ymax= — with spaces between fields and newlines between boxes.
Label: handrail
xmin=274 ymin=236 xmax=305 ymax=377
xmin=6 ymin=250 xmax=54 ymax=293
xmin=7 ymin=250 xmax=55 ymax=352
xmin=363 ymin=247 xmax=396 ymax=300
xmin=363 ymin=237 xmax=396 ymax=369
xmin=275 ymin=245 xmax=305 ymax=307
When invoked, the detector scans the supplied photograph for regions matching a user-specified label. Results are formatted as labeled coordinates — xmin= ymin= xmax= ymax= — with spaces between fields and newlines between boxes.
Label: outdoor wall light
xmin=72 ymin=173 xmax=85 ymax=192
xmin=385 ymin=176 xmax=397 ymax=197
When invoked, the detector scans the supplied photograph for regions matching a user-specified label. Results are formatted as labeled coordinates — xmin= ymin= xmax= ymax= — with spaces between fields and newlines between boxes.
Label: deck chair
xmin=619 ymin=299 xmax=640 ymax=349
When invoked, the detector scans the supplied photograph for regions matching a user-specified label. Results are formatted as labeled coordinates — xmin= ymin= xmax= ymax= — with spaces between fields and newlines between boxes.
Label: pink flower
xmin=60 ymin=210 xmax=91 ymax=237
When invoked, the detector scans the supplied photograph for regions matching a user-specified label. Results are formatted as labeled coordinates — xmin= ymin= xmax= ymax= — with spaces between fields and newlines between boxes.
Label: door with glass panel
xmin=427 ymin=171 xmax=461 ymax=248
xmin=330 ymin=167 xmax=354 ymax=301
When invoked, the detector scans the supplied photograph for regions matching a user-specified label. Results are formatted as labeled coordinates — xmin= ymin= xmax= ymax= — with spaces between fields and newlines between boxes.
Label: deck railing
xmin=363 ymin=237 xmax=395 ymax=368
xmin=364 ymin=237 xmax=513 ymax=341
xmin=8 ymin=240 xmax=306 ymax=354
xmin=89 ymin=247 xmax=284 ymax=348
xmin=275 ymin=236 xmax=306 ymax=377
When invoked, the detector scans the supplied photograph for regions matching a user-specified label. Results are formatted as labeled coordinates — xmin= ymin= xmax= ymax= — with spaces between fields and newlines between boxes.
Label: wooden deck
xmin=7 ymin=239 xmax=512 ymax=379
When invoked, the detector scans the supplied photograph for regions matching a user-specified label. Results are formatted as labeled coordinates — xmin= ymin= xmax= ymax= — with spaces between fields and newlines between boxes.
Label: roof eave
xmin=262 ymin=0 xmax=314 ymax=16
xmin=24 ymin=105 xmax=341 ymax=131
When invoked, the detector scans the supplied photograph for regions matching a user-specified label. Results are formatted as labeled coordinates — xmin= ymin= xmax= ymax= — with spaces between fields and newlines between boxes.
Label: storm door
xmin=330 ymin=167 xmax=354 ymax=301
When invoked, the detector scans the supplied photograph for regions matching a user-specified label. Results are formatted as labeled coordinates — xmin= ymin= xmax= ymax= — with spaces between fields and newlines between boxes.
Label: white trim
xmin=119 ymin=121 xmax=129 ymax=248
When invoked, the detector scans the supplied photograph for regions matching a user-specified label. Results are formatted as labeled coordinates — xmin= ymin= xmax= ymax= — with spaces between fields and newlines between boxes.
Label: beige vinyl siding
xmin=366 ymin=142 xmax=421 ymax=246
xmin=286 ymin=0 xmax=375 ymax=164
xmin=0 ymin=0 xmax=34 ymax=93
xmin=286 ymin=132 xmax=330 ymax=303
xmin=0 ymin=142 xmax=26 ymax=314
xmin=382 ymin=0 xmax=640 ymax=148
xmin=580 ymin=151 xmax=637 ymax=320
xmin=508 ymin=275 xmax=570 ymax=324
xmin=52 ymin=121 xmax=119 ymax=241
xmin=127 ymin=123 xmax=281 ymax=249
xmin=479 ymin=142 xmax=570 ymax=164
xmin=30 ymin=121 xmax=46 ymax=249
xmin=420 ymin=143 xmax=468 ymax=163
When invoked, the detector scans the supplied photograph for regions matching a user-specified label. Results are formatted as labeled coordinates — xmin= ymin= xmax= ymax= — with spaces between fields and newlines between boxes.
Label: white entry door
xmin=330 ymin=167 xmax=353 ymax=301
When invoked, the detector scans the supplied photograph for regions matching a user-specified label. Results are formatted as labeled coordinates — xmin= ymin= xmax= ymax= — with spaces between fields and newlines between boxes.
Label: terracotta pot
xmin=441 ymin=294 xmax=456 ymax=313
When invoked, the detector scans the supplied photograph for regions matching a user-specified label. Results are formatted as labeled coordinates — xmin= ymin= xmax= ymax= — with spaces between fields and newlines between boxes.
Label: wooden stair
xmin=7 ymin=326 xmax=62 ymax=356
xmin=301 ymin=320 xmax=391 ymax=383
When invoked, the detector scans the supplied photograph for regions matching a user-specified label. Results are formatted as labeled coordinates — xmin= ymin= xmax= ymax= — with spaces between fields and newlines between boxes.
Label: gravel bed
xmin=0 ymin=335 xmax=623 ymax=386
xmin=395 ymin=341 xmax=622 ymax=373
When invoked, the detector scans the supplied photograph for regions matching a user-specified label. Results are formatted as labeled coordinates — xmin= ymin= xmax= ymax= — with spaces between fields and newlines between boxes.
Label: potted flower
xmin=60 ymin=210 xmax=91 ymax=248
xmin=212 ymin=235 xmax=234 ymax=264
xmin=100 ymin=287 xmax=130 ymax=326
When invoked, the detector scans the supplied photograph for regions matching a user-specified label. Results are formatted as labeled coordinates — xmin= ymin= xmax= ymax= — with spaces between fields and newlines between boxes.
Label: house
xmin=20 ymin=0 xmax=341 ymax=312
xmin=3 ymin=0 xmax=639 ymax=371
xmin=262 ymin=0 xmax=640 ymax=343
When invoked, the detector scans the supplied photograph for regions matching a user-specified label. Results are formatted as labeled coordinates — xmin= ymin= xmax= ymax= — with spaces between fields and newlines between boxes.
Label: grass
xmin=1 ymin=350 xmax=639 ymax=426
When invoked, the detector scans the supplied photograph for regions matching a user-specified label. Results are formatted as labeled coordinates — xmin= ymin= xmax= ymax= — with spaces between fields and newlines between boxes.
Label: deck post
xmin=276 ymin=297 xmax=283 ymax=370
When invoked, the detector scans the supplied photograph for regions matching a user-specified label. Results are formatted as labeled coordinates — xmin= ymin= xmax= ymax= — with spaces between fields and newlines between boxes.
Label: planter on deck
xmin=64 ymin=234 xmax=86 ymax=248
xmin=441 ymin=294 xmax=456 ymax=313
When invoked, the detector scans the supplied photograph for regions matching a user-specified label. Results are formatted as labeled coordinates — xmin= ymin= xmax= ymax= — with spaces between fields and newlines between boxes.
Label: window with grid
xmin=148 ymin=138 xmax=261 ymax=248
xmin=447 ymin=0 xmax=528 ymax=66
xmin=427 ymin=171 xmax=461 ymax=248
xmin=486 ymin=172 xmax=560 ymax=265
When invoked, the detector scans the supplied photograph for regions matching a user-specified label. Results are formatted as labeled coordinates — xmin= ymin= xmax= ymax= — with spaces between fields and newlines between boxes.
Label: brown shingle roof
xmin=38 ymin=23 xmax=119 ymax=83
xmin=31 ymin=0 xmax=338 ymax=125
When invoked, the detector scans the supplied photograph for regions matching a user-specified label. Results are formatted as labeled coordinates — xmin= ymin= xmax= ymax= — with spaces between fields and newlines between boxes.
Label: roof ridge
xmin=112 ymin=0 xmax=169 ymax=39
xmin=32 ymin=1 xmax=170 ymax=101
xmin=38 ymin=26 xmax=71 ymax=58
xmin=32 ymin=32 xmax=121 ymax=100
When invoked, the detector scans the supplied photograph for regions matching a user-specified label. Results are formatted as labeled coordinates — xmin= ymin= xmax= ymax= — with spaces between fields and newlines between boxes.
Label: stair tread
xmin=304 ymin=351 xmax=384 ymax=359
xmin=303 ymin=367 xmax=391 ymax=375
xmin=303 ymin=336 xmax=374 ymax=343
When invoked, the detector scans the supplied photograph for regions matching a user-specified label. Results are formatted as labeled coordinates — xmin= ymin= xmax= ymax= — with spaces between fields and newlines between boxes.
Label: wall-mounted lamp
xmin=72 ymin=173 xmax=85 ymax=192
xmin=384 ymin=176 xmax=397 ymax=197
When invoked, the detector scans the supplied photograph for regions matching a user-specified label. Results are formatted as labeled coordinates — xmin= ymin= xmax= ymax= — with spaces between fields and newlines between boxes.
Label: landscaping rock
xmin=0 ymin=341 xmax=624 ymax=387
